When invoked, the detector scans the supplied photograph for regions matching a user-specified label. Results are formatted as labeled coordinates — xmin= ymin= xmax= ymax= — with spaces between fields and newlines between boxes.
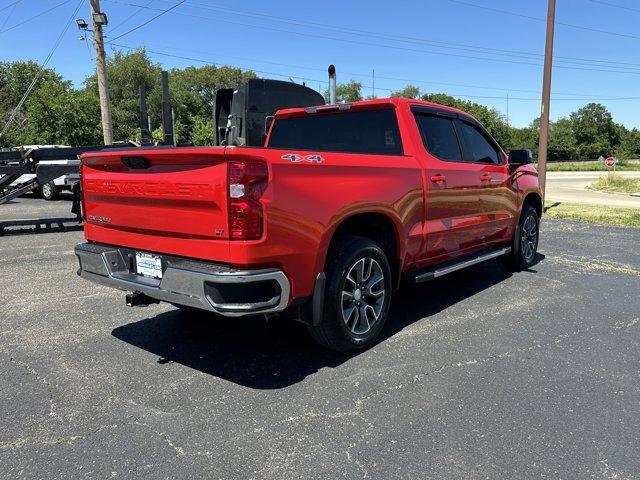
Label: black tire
xmin=508 ymin=205 xmax=540 ymax=269
xmin=308 ymin=236 xmax=393 ymax=352
xmin=40 ymin=181 xmax=58 ymax=201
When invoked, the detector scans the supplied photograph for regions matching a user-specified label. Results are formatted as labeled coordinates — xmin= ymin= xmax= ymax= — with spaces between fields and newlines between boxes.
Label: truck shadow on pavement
xmin=112 ymin=254 xmax=544 ymax=389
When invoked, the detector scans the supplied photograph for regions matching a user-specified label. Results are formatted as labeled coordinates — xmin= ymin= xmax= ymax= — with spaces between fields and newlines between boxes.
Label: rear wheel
xmin=508 ymin=205 xmax=540 ymax=269
xmin=40 ymin=181 xmax=58 ymax=201
xmin=308 ymin=236 xmax=392 ymax=352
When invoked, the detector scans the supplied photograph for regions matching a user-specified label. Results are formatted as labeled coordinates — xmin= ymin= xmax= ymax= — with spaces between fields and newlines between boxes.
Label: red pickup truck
xmin=75 ymin=98 xmax=541 ymax=352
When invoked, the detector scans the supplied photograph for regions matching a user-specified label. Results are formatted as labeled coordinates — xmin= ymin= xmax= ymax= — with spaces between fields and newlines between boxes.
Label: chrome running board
xmin=412 ymin=247 xmax=511 ymax=283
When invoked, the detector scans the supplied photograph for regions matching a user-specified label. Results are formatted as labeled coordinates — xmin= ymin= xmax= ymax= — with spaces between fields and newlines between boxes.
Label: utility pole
xmin=90 ymin=0 xmax=113 ymax=145
xmin=537 ymin=0 xmax=556 ymax=201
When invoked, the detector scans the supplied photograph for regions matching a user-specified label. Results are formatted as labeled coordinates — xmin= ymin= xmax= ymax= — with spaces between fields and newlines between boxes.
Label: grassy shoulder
xmin=589 ymin=174 xmax=640 ymax=194
xmin=538 ymin=160 xmax=640 ymax=172
xmin=544 ymin=201 xmax=640 ymax=228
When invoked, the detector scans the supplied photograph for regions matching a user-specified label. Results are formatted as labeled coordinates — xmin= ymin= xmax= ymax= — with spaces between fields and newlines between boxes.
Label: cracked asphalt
xmin=1 ymin=196 xmax=639 ymax=479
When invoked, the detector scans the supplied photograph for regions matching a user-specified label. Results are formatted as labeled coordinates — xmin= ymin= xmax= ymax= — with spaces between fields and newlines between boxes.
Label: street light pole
xmin=537 ymin=0 xmax=556 ymax=201
xmin=90 ymin=0 xmax=113 ymax=145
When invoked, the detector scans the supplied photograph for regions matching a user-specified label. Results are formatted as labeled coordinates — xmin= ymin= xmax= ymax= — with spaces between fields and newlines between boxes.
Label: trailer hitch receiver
xmin=126 ymin=291 xmax=159 ymax=307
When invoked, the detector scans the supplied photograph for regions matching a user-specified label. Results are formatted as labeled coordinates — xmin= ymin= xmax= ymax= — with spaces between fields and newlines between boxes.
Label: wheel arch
xmin=316 ymin=210 xmax=404 ymax=289
xmin=522 ymin=191 xmax=543 ymax=219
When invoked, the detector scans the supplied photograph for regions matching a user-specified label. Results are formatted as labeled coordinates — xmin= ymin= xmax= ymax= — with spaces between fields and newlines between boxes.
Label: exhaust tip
xmin=328 ymin=64 xmax=337 ymax=105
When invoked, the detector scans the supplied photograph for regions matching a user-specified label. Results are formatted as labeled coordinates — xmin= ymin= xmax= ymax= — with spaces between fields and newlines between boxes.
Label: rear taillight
xmin=227 ymin=160 xmax=268 ymax=240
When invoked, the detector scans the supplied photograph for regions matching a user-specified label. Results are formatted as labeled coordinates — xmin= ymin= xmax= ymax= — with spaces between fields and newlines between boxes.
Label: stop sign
xmin=605 ymin=156 xmax=615 ymax=167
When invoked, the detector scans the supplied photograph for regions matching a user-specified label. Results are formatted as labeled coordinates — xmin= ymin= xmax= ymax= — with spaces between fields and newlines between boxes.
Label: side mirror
xmin=508 ymin=149 xmax=533 ymax=173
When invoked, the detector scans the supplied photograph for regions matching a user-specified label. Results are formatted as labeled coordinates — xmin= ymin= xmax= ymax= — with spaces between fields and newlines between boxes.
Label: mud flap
xmin=312 ymin=272 xmax=326 ymax=326
xmin=71 ymin=182 xmax=82 ymax=221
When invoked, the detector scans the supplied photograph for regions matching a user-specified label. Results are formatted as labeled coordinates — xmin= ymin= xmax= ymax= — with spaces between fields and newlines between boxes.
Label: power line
xmin=109 ymin=42 xmax=640 ymax=103
xmin=108 ymin=0 xmax=156 ymax=34
xmin=0 ymin=0 xmax=72 ymax=35
xmin=1 ymin=0 xmax=84 ymax=138
xmin=0 ymin=0 xmax=21 ymax=13
xmin=113 ymin=0 xmax=640 ymax=71
xmin=587 ymin=0 xmax=640 ymax=13
xmin=108 ymin=0 xmax=186 ymax=42
xmin=184 ymin=0 xmax=640 ymax=69
xmin=163 ymin=1 xmax=551 ymax=60
xmin=445 ymin=0 xmax=640 ymax=42
xmin=109 ymin=42 xmax=330 ymax=85
xmin=372 ymin=74 xmax=632 ymax=99
xmin=103 ymin=1 xmax=640 ymax=97
xmin=0 ymin=0 xmax=21 ymax=31
xmin=122 ymin=39 xmax=637 ymax=99
xmin=103 ymin=0 xmax=640 ymax=76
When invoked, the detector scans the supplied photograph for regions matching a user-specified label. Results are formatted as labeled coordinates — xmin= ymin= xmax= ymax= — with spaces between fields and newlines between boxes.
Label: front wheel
xmin=508 ymin=205 xmax=540 ymax=269
xmin=308 ymin=236 xmax=392 ymax=352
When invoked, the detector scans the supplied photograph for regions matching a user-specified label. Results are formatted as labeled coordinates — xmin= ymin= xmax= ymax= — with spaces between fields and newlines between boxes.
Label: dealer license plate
xmin=135 ymin=252 xmax=163 ymax=279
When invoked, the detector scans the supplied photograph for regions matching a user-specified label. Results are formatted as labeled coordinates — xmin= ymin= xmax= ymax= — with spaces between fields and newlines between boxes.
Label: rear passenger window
xmin=268 ymin=109 xmax=403 ymax=155
xmin=414 ymin=114 xmax=462 ymax=161
xmin=460 ymin=122 xmax=500 ymax=164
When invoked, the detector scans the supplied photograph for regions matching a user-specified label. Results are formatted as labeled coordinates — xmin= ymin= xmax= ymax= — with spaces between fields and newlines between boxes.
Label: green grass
xmin=538 ymin=160 xmax=640 ymax=172
xmin=590 ymin=174 xmax=640 ymax=194
xmin=544 ymin=201 xmax=640 ymax=228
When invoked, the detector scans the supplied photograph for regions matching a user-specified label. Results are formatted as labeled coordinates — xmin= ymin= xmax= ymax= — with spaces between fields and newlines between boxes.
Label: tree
xmin=547 ymin=118 xmax=579 ymax=161
xmin=22 ymin=81 xmax=101 ymax=146
xmin=169 ymin=64 xmax=255 ymax=143
xmin=0 ymin=61 xmax=68 ymax=147
xmin=509 ymin=125 xmax=537 ymax=151
xmin=82 ymin=50 xmax=258 ymax=144
xmin=5 ymin=55 xmax=639 ymax=158
xmin=0 ymin=61 xmax=63 ymax=114
xmin=84 ymin=50 xmax=162 ymax=142
xmin=618 ymin=128 xmax=640 ymax=159
xmin=190 ymin=115 xmax=214 ymax=145
xmin=422 ymin=92 xmax=510 ymax=147
xmin=390 ymin=85 xmax=420 ymax=99
xmin=324 ymin=81 xmax=363 ymax=103
xmin=569 ymin=103 xmax=620 ymax=159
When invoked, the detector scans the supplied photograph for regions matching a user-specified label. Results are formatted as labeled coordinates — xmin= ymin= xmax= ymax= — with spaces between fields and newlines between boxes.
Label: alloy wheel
xmin=521 ymin=213 xmax=538 ymax=263
xmin=341 ymin=257 xmax=386 ymax=335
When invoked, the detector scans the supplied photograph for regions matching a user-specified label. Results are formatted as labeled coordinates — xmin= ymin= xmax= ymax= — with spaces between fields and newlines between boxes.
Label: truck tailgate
xmin=81 ymin=148 xmax=230 ymax=260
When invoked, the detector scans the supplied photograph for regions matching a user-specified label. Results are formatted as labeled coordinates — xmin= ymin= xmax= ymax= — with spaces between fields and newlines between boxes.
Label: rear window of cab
xmin=268 ymin=109 xmax=404 ymax=155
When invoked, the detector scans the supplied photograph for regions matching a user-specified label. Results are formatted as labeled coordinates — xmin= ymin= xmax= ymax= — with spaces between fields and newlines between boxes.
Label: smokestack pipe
xmin=328 ymin=64 xmax=336 ymax=104
xmin=161 ymin=70 xmax=174 ymax=146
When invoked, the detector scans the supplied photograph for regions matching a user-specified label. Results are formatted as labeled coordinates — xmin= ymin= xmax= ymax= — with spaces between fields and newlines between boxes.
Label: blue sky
xmin=2 ymin=0 xmax=640 ymax=129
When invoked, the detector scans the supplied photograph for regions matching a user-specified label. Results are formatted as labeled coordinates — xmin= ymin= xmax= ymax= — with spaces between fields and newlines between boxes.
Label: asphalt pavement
xmin=1 ymin=196 xmax=640 ymax=479
xmin=546 ymin=171 xmax=640 ymax=208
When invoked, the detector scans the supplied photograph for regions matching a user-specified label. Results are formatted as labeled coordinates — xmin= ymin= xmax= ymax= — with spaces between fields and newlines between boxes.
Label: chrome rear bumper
xmin=74 ymin=242 xmax=290 ymax=316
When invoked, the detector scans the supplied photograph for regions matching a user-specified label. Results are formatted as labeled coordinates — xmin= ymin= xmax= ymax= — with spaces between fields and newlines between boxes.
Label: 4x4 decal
xmin=281 ymin=153 xmax=324 ymax=163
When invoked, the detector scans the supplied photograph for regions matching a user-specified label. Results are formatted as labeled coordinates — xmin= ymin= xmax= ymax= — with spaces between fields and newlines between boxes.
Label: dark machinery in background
xmin=1 ymin=66 xmax=335 ymax=215
xmin=214 ymin=78 xmax=324 ymax=147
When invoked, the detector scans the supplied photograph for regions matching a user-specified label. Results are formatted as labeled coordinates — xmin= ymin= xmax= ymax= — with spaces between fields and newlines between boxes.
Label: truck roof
xmin=274 ymin=97 xmax=465 ymax=118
